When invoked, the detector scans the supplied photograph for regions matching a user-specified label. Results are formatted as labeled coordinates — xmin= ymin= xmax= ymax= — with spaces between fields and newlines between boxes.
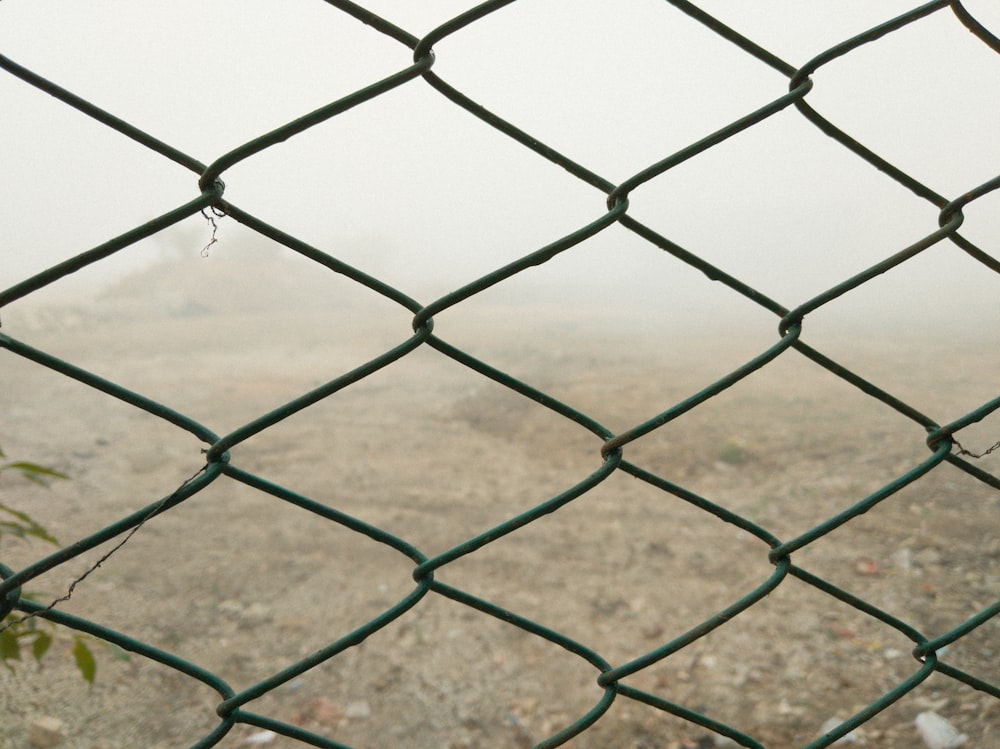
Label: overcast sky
xmin=1 ymin=1 xmax=998 ymax=338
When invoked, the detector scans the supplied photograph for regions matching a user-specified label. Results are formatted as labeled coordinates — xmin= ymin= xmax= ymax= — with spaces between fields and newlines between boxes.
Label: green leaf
xmin=2 ymin=461 xmax=70 ymax=488
xmin=32 ymin=631 xmax=53 ymax=662
xmin=4 ymin=461 xmax=69 ymax=479
xmin=101 ymin=641 xmax=131 ymax=662
xmin=0 ymin=628 xmax=21 ymax=661
xmin=22 ymin=525 xmax=61 ymax=546
xmin=0 ymin=503 xmax=60 ymax=546
xmin=73 ymin=638 xmax=97 ymax=685
xmin=0 ymin=521 xmax=27 ymax=539
xmin=0 ymin=502 xmax=40 ymax=523
xmin=12 ymin=461 xmax=68 ymax=477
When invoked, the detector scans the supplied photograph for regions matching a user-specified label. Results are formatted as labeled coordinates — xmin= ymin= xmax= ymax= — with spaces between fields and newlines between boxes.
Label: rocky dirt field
xmin=1 ymin=253 xmax=998 ymax=749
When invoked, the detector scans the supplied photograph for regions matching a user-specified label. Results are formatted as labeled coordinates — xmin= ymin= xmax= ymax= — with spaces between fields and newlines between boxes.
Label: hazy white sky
xmin=1 ymin=1 xmax=998 ymax=336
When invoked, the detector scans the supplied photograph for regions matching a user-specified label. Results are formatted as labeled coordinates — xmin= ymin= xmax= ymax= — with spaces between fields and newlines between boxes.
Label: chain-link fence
xmin=2 ymin=2 xmax=999 ymax=747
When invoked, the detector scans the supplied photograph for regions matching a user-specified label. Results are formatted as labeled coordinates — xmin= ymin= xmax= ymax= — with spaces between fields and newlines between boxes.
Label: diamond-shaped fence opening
xmin=2 ymin=2 xmax=998 ymax=748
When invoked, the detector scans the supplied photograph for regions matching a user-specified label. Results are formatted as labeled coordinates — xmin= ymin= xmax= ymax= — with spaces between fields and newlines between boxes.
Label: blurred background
xmin=1 ymin=0 xmax=998 ymax=343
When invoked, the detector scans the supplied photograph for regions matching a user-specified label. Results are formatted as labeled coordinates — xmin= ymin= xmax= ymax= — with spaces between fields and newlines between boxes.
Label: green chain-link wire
xmin=2 ymin=1 xmax=998 ymax=747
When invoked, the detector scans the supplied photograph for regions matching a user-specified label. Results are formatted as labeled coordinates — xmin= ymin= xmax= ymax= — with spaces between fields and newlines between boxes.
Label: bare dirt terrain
xmin=1 ymin=253 xmax=998 ymax=749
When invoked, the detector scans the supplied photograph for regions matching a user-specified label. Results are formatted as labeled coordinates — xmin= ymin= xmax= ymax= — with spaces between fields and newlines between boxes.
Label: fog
xmin=1 ymin=1 xmax=998 ymax=341
xmin=2 ymin=6 xmax=1000 ymax=746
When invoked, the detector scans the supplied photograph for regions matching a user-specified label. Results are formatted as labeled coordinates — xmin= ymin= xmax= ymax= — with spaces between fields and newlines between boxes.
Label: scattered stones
xmin=345 ymin=700 xmax=371 ymax=720
xmin=240 ymin=730 xmax=277 ymax=745
xmin=5 ymin=304 xmax=1000 ymax=748
xmin=215 ymin=599 xmax=245 ymax=619
xmin=818 ymin=717 xmax=860 ymax=744
xmin=239 ymin=601 xmax=272 ymax=628
xmin=28 ymin=716 xmax=64 ymax=748
xmin=294 ymin=696 xmax=344 ymax=727
xmin=214 ymin=599 xmax=272 ymax=628
xmin=915 ymin=711 xmax=968 ymax=749
xmin=914 ymin=547 xmax=943 ymax=566
xmin=854 ymin=558 xmax=881 ymax=576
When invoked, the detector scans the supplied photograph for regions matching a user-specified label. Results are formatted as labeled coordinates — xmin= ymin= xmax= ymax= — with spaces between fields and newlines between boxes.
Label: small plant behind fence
xmin=2 ymin=2 xmax=999 ymax=748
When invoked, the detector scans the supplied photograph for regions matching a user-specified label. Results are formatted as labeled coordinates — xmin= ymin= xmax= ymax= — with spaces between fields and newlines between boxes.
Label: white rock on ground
xmin=346 ymin=700 xmax=371 ymax=720
xmin=240 ymin=730 xmax=277 ymax=745
xmin=28 ymin=716 xmax=64 ymax=748
xmin=818 ymin=717 xmax=860 ymax=744
xmin=915 ymin=711 xmax=968 ymax=749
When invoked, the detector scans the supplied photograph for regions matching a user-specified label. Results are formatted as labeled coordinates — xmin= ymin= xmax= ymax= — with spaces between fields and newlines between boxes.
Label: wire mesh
xmin=1 ymin=2 xmax=999 ymax=748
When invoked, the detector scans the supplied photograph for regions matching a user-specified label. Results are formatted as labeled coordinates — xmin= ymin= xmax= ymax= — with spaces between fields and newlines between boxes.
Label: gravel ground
xmin=2 ymin=257 xmax=998 ymax=749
